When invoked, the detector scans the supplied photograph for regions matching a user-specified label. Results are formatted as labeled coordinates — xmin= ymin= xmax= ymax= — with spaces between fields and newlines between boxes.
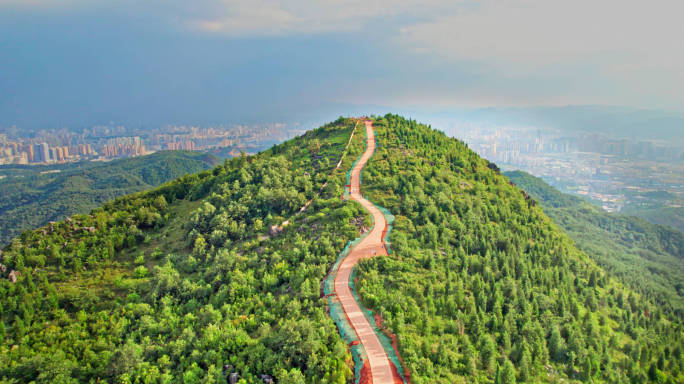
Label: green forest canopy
xmin=505 ymin=170 xmax=684 ymax=315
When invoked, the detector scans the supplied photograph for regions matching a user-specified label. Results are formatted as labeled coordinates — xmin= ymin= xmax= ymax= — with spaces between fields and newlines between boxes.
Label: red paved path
xmin=334 ymin=120 xmax=399 ymax=384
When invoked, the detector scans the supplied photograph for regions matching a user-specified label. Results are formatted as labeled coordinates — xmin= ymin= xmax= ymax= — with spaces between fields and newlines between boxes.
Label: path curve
xmin=334 ymin=119 xmax=399 ymax=383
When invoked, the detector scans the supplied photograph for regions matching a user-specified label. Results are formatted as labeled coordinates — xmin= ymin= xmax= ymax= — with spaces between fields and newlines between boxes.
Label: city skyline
xmin=0 ymin=122 xmax=304 ymax=165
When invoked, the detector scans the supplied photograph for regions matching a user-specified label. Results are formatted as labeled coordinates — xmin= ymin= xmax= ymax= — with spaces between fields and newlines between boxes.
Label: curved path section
xmin=334 ymin=119 xmax=398 ymax=383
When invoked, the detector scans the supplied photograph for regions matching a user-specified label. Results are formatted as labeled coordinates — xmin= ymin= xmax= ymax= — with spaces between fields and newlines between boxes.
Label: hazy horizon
xmin=2 ymin=0 xmax=684 ymax=129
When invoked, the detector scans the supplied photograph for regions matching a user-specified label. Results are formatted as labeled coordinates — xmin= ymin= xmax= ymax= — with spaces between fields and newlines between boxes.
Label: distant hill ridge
xmin=0 ymin=150 xmax=219 ymax=245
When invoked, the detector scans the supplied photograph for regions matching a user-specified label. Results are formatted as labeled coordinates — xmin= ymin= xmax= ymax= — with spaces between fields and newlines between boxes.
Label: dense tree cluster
xmin=356 ymin=114 xmax=683 ymax=383
xmin=0 ymin=118 xmax=364 ymax=383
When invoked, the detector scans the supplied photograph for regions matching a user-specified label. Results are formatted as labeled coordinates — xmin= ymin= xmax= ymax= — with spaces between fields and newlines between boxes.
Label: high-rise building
xmin=26 ymin=144 xmax=34 ymax=162
xmin=34 ymin=143 xmax=50 ymax=162
xmin=56 ymin=147 xmax=65 ymax=161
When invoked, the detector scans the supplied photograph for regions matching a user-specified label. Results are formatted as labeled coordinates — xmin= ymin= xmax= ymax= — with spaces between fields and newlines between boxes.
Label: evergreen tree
xmin=501 ymin=359 xmax=517 ymax=384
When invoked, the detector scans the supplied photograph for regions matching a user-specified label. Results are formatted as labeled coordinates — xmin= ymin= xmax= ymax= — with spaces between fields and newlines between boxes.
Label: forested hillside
xmin=0 ymin=151 xmax=219 ymax=245
xmin=505 ymin=170 xmax=684 ymax=315
xmin=356 ymin=114 xmax=683 ymax=383
xmin=0 ymin=115 xmax=682 ymax=384
xmin=622 ymin=205 xmax=684 ymax=234
xmin=0 ymin=119 xmax=366 ymax=383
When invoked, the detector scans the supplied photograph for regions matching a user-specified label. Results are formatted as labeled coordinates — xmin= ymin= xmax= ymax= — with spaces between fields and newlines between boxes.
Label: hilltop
xmin=0 ymin=115 xmax=681 ymax=383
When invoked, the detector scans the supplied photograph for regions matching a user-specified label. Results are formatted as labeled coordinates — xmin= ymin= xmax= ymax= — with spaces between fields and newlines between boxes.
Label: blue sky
xmin=1 ymin=0 xmax=683 ymax=128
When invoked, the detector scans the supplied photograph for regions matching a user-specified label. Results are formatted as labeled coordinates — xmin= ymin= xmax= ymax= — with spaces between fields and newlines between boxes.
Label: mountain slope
xmin=0 ymin=115 xmax=682 ymax=384
xmin=0 ymin=119 xmax=368 ymax=383
xmin=505 ymin=170 xmax=684 ymax=315
xmin=355 ymin=114 xmax=683 ymax=383
xmin=0 ymin=151 xmax=219 ymax=245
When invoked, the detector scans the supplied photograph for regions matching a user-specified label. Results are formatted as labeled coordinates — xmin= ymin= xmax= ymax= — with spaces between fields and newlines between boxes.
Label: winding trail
xmin=334 ymin=119 xmax=400 ymax=383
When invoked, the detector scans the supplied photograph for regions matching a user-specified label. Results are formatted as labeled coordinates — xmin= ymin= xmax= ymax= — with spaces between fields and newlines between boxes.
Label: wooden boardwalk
xmin=334 ymin=120 xmax=399 ymax=384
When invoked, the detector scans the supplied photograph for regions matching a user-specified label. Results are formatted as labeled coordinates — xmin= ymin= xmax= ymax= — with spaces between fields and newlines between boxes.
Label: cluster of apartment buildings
xmin=0 ymin=122 xmax=303 ymax=167
xmin=99 ymin=137 xmax=146 ymax=158
xmin=0 ymin=140 xmax=95 ymax=165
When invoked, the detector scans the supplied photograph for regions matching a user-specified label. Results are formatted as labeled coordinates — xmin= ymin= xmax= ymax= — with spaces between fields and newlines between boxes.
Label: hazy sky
xmin=1 ymin=0 xmax=683 ymax=128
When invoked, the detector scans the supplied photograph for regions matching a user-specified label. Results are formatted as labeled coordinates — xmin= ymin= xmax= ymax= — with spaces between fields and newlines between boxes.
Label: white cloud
xmin=0 ymin=0 xmax=89 ymax=7
xmin=398 ymin=1 xmax=684 ymax=75
xmin=185 ymin=0 xmax=463 ymax=36
xmin=190 ymin=4 xmax=299 ymax=35
xmin=393 ymin=0 xmax=684 ymax=107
